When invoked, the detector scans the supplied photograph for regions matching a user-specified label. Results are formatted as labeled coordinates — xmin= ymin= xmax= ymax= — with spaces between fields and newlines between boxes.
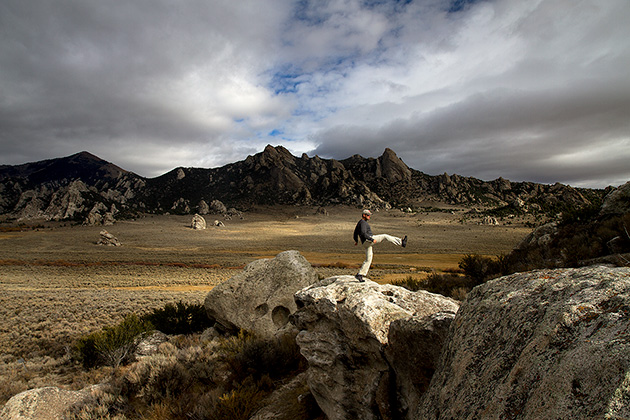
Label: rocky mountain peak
xmin=380 ymin=148 xmax=412 ymax=183
xmin=0 ymin=147 xmax=609 ymax=222
xmin=258 ymin=144 xmax=296 ymax=167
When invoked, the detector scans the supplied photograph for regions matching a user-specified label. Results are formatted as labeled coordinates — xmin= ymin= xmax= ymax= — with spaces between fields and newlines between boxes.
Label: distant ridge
xmin=0 ymin=146 xmax=608 ymax=223
xmin=0 ymin=151 xmax=129 ymax=185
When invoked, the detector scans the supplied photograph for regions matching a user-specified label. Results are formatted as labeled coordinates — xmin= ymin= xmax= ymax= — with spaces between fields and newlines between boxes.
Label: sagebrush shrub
xmin=74 ymin=313 xmax=152 ymax=369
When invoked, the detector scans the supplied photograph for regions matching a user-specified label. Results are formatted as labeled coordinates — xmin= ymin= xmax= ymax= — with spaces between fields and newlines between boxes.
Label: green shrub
xmin=142 ymin=301 xmax=213 ymax=335
xmin=458 ymin=254 xmax=494 ymax=285
xmin=75 ymin=314 xmax=152 ymax=369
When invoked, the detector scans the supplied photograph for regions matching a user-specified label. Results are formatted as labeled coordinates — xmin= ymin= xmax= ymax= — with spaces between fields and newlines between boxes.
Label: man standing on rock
xmin=354 ymin=209 xmax=407 ymax=282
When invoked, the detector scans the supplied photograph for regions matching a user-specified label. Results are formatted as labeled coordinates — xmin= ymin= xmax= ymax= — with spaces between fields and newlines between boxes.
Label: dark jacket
xmin=354 ymin=219 xmax=373 ymax=244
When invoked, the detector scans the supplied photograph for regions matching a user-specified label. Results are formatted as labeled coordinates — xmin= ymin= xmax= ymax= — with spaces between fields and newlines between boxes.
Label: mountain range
xmin=0 ymin=146 xmax=608 ymax=223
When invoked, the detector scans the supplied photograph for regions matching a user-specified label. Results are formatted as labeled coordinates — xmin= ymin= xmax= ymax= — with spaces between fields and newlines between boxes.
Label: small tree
xmin=75 ymin=313 xmax=152 ymax=369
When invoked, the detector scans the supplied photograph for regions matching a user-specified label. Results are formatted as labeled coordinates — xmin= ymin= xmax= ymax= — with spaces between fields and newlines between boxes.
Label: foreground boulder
xmin=1 ymin=385 xmax=101 ymax=420
xmin=291 ymin=276 xmax=459 ymax=420
xmin=418 ymin=265 xmax=630 ymax=420
xmin=204 ymin=250 xmax=319 ymax=338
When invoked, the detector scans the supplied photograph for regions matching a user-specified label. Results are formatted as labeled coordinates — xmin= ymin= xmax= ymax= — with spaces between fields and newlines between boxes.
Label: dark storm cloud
xmin=1 ymin=0 xmax=628 ymax=187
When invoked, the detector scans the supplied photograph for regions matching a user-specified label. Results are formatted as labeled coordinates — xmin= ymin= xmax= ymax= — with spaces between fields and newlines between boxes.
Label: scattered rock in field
xmin=481 ymin=215 xmax=499 ymax=225
xmin=204 ymin=250 xmax=319 ymax=338
xmin=213 ymin=220 xmax=225 ymax=227
xmin=191 ymin=214 xmax=206 ymax=230
xmin=96 ymin=230 xmax=121 ymax=246
xmin=418 ymin=266 xmax=630 ymax=420
xmin=134 ymin=331 xmax=169 ymax=359
xmin=290 ymin=275 xmax=459 ymax=420
xmin=315 ymin=207 xmax=329 ymax=216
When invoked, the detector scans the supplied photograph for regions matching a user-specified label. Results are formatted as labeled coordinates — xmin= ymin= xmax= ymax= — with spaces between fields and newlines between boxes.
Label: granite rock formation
xmin=290 ymin=275 xmax=459 ymax=420
xmin=418 ymin=265 xmax=630 ymax=420
xmin=204 ymin=250 xmax=319 ymax=338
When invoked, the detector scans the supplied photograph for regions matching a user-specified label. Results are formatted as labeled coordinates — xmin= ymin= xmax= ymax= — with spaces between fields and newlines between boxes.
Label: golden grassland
xmin=0 ymin=205 xmax=535 ymax=406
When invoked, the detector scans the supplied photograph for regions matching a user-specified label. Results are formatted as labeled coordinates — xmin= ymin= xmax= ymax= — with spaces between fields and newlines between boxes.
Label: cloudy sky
xmin=1 ymin=0 xmax=629 ymax=188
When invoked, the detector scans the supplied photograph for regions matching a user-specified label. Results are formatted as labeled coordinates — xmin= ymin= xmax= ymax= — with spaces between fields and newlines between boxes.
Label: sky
xmin=1 ymin=0 xmax=629 ymax=189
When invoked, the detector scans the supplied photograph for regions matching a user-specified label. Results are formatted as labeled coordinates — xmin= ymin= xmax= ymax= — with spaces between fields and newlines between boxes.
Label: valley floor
xmin=0 ymin=205 xmax=534 ymax=405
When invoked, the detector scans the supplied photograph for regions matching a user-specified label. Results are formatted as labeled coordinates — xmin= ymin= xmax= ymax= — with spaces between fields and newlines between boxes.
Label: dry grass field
xmin=0 ymin=204 xmax=534 ymax=406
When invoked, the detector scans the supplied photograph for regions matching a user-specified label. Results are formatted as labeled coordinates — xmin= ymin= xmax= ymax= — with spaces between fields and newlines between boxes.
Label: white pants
xmin=358 ymin=234 xmax=403 ymax=276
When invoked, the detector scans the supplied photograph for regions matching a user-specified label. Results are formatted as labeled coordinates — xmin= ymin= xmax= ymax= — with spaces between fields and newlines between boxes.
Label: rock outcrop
xmin=418 ymin=265 xmax=630 ymax=420
xmin=290 ymin=276 xmax=459 ymax=420
xmin=204 ymin=250 xmax=319 ymax=338
xmin=0 ymin=385 xmax=102 ymax=420
xmin=600 ymin=180 xmax=630 ymax=216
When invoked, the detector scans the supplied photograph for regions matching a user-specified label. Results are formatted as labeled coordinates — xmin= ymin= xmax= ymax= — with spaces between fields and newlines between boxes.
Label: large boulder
xmin=204 ymin=250 xmax=319 ymax=338
xmin=0 ymin=385 xmax=101 ymax=420
xmin=290 ymin=275 xmax=459 ymax=420
xmin=418 ymin=266 xmax=630 ymax=420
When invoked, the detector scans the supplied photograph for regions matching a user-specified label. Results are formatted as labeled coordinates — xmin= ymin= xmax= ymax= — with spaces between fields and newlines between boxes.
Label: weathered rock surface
xmin=418 ymin=265 xmax=630 ymax=420
xmin=0 ymin=385 xmax=101 ymax=420
xmin=204 ymin=250 xmax=319 ymax=338
xmin=291 ymin=275 xmax=459 ymax=420
xmin=191 ymin=213 xmax=206 ymax=230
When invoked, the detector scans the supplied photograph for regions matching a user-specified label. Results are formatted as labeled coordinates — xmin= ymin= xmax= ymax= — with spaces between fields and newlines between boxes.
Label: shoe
xmin=402 ymin=235 xmax=408 ymax=248
xmin=355 ymin=274 xmax=365 ymax=282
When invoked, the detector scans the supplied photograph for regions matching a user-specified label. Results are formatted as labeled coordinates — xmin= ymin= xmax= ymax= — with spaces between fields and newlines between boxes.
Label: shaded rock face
xmin=418 ymin=266 xmax=630 ymax=420
xmin=291 ymin=276 xmax=459 ymax=420
xmin=0 ymin=385 xmax=100 ymax=420
xmin=385 ymin=311 xmax=456 ymax=420
xmin=204 ymin=250 xmax=319 ymax=338
xmin=601 ymin=181 xmax=630 ymax=216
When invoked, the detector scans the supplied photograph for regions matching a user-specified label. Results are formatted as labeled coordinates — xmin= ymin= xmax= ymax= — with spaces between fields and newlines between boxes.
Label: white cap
xmin=362 ymin=209 xmax=372 ymax=215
